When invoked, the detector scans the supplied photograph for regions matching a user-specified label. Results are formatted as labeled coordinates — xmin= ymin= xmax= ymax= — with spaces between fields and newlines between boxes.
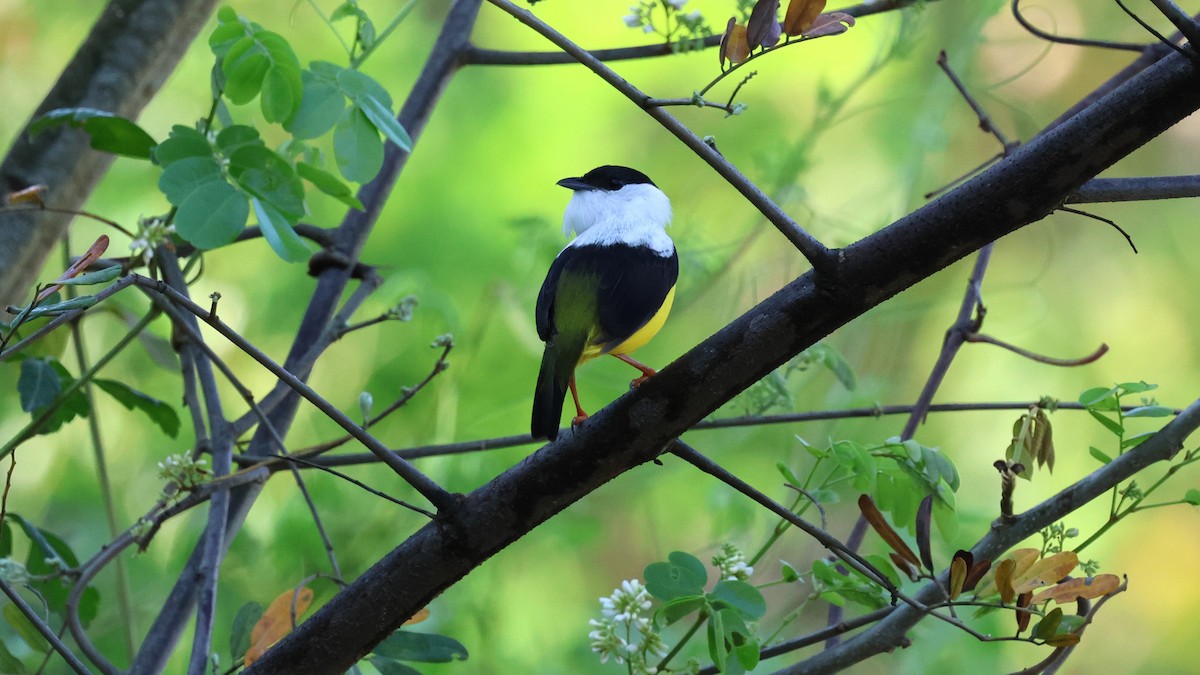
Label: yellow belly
xmin=581 ymin=285 xmax=676 ymax=362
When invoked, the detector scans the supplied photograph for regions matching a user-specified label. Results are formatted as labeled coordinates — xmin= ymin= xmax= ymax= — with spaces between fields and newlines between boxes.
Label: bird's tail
xmin=532 ymin=335 xmax=587 ymax=440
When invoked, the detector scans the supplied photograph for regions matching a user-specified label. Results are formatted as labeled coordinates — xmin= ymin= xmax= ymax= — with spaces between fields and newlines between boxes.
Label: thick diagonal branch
xmin=245 ymin=45 xmax=1200 ymax=675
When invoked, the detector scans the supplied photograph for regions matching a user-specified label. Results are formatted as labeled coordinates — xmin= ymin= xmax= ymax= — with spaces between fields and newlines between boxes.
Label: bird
xmin=531 ymin=165 xmax=679 ymax=441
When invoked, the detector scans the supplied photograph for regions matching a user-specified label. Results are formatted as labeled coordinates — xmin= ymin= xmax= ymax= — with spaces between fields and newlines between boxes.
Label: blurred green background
xmin=2 ymin=0 xmax=1199 ymax=672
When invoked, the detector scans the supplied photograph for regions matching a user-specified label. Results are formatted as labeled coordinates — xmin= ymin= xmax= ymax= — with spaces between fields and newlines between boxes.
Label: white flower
xmin=666 ymin=0 xmax=687 ymax=8
xmin=623 ymin=14 xmax=642 ymax=27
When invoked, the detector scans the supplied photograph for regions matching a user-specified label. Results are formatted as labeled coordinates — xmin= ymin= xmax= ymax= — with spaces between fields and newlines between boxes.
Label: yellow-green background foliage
xmin=1 ymin=1 xmax=1197 ymax=672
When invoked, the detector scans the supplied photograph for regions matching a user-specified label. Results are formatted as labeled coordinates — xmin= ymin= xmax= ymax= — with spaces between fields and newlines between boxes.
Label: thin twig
xmin=0 ymin=577 xmax=92 ymax=674
xmin=486 ymin=0 xmax=836 ymax=274
xmin=1058 ymin=206 xmax=1138 ymax=253
xmin=132 ymin=274 xmax=457 ymax=513
xmin=964 ymin=334 xmax=1108 ymax=367
xmin=1145 ymin=0 xmax=1200 ymax=55
xmin=1012 ymin=0 xmax=1146 ymax=52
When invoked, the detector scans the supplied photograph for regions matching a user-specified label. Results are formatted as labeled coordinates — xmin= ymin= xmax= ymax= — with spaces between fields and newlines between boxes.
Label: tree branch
xmin=245 ymin=42 xmax=1200 ymax=675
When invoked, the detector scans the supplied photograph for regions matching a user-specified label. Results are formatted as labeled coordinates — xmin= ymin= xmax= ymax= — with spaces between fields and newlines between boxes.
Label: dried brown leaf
xmin=1012 ymin=551 xmax=1078 ymax=595
xmin=782 ymin=0 xmax=826 ymax=36
xmin=857 ymin=494 xmax=920 ymax=568
xmin=1030 ymin=574 xmax=1121 ymax=605
xmin=244 ymin=587 xmax=315 ymax=666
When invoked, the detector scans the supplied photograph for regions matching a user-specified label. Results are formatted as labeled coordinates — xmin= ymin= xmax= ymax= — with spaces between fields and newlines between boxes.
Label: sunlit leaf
xmin=1012 ymin=551 xmax=1078 ymax=595
xmin=720 ymin=18 xmax=751 ymax=67
xmin=782 ymin=0 xmax=826 ymax=35
xmin=949 ymin=554 xmax=966 ymax=600
xmin=244 ymin=587 xmax=314 ymax=666
xmin=1031 ymin=574 xmax=1121 ymax=604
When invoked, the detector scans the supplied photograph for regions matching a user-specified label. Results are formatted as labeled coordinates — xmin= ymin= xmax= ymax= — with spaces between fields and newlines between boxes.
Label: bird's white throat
xmin=562 ymin=183 xmax=674 ymax=255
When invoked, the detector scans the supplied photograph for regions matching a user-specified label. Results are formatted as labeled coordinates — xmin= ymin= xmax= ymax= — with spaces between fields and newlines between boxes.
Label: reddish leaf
xmin=890 ymin=552 xmax=919 ymax=582
xmin=36 ymin=235 xmax=111 ymax=302
xmin=857 ymin=494 xmax=920 ymax=568
xmin=1031 ymin=574 xmax=1121 ymax=605
xmin=965 ymin=559 xmax=992 ymax=593
xmin=1015 ymin=591 xmax=1034 ymax=633
xmin=782 ymin=0 xmax=825 ymax=36
xmin=244 ymin=587 xmax=314 ymax=666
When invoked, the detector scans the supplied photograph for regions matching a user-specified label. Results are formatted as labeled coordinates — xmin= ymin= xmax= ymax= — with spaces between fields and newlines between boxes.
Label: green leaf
xmin=208 ymin=11 xmax=247 ymax=57
xmin=215 ymin=124 xmax=263 ymax=154
xmin=336 ymin=69 xmax=412 ymax=151
xmin=0 ymin=520 xmax=12 ymax=558
xmin=1124 ymin=405 xmax=1173 ymax=418
xmin=261 ymin=66 xmax=302 ymax=124
xmin=52 ymin=266 xmax=122 ymax=287
xmin=18 ymin=358 xmax=61 ymax=413
xmin=230 ymin=602 xmax=263 ymax=661
xmin=28 ymin=108 xmax=156 ymax=159
xmin=1079 ymin=386 xmax=1119 ymax=409
xmin=10 ymin=515 xmax=98 ymax=623
xmin=222 ymin=37 xmax=271 ymax=105
xmin=644 ymin=551 xmax=707 ymax=601
xmin=3 ymin=603 xmax=48 ymax=654
xmin=1184 ymin=488 xmax=1200 ymax=506
xmin=656 ymin=595 xmax=706 ymax=625
xmin=297 ymin=161 xmax=363 ymax=209
xmin=0 ymin=636 xmax=26 ymax=673
xmin=228 ymin=145 xmax=305 ymax=217
xmin=372 ymin=631 xmax=468 ymax=663
xmin=174 ymin=180 xmax=249 ymax=249
xmin=333 ymin=107 xmax=383 ymax=183
xmin=1087 ymin=410 xmax=1124 ymax=436
xmin=252 ymin=198 xmax=313 ymax=263
xmin=1121 ymin=431 xmax=1155 ymax=450
xmin=780 ymin=560 xmax=801 ymax=582
xmin=153 ymin=125 xmax=212 ymax=166
xmin=159 ymin=156 xmax=223 ymax=206
xmin=1118 ymin=381 xmax=1156 ymax=395
xmin=812 ymin=342 xmax=856 ymax=390
xmin=708 ymin=579 xmax=766 ymax=620
xmin=93 ymin=379 xmax=181 ymax=438
xmin=366 ymin=655 xmax=422 ymax=675
xmin=288 ymin=69 xmax=346 ymax=139
xmin=1089 ymin=445 xmax=1113 ymax=465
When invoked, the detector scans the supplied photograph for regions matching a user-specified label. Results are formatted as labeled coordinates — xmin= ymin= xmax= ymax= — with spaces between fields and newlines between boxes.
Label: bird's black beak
xmin=556 ymin=176 xmax=596 ymax=191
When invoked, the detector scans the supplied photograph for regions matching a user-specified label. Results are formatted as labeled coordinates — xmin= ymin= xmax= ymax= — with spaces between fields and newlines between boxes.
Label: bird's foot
xmin=629 ymin=371 xmax=656 ymax=389
xmin=571 ymin=412 xmax=589 ymax=427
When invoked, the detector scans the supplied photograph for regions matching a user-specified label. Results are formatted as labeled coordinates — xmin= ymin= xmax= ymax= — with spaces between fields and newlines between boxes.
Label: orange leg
xmin=569 ymin=375 xmax=589 ymax=426
xmin=613 ymin=353 xmax=657 ymax=388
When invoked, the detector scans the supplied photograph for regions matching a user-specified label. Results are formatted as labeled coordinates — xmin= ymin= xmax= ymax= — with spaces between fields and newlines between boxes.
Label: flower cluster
xmin=129 ymin=215 xmax=175 ymax=266
xmin=588 ymin=579 xmax=670 ymax=674
xmin=157 ymin=453 xmax=211 ymax=491
xmin=624 ymin=0 xmax=709 ymax=52
xmin=712 ymin=542 xmax=754 ymax=581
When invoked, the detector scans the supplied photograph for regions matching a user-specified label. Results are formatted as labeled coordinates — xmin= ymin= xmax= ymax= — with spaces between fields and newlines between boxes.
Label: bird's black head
xmin=557 ymin=165 xmax=656 ymax=192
